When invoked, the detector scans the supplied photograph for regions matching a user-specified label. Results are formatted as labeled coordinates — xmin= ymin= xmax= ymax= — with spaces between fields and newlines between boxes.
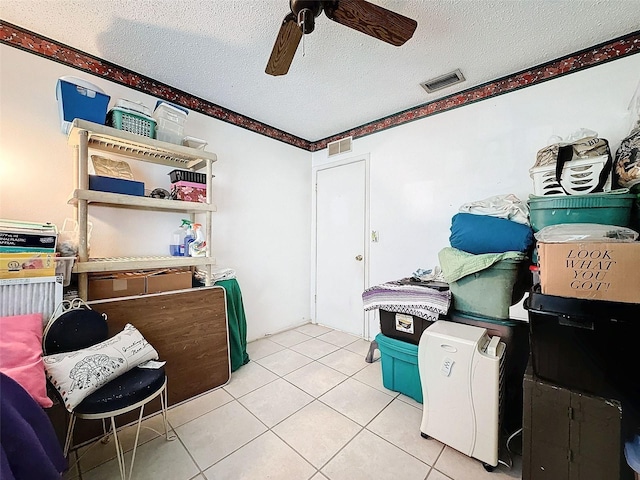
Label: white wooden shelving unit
xmin=67 ymin=119 xmax=217 ymax=300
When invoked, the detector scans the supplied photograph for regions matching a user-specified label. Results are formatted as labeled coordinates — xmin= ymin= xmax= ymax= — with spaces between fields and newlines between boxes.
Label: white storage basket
xmin=529 ymin=155 xmax=611 ymax=196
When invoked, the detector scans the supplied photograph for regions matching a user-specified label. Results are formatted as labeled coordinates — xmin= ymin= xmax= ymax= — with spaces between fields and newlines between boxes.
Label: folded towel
xmin=438 ymin=246 xmax=524 ymax=283
xmin=195 ymin=266 xmax=236 ymax=283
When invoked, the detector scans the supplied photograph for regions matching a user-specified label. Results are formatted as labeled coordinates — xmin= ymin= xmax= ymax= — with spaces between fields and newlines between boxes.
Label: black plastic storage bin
xmin=378 ymin=278 xmax=448 ymax=345
xmin=379 ymin=310 xmax=435 ymax=345
xmin=168 ymin=169 xmax=207 ymax=184
xmin=525 ymin=286 xmax=640 ymax=405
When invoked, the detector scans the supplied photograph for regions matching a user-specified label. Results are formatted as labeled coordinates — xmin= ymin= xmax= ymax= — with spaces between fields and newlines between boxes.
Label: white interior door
xmin=315 ymin=159 xmax=367 ymax=336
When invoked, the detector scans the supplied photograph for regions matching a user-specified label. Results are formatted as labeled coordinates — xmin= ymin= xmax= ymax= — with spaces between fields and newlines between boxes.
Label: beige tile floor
xmin=65 ymin=323 xmax=522 ymax=480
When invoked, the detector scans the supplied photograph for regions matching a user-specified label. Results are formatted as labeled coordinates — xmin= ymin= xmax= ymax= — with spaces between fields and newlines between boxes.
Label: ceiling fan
xmin=265 ymin=0 xmax=418 ymax=76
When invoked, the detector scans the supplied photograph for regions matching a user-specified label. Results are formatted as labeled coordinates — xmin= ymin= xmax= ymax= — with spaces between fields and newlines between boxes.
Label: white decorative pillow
xmin=43 ymin=324 xmax=159 ymax=411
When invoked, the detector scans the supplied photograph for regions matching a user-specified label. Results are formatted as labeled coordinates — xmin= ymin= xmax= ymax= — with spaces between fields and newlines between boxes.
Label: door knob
xmin=355 ymin=255 xmax=363 ymax=261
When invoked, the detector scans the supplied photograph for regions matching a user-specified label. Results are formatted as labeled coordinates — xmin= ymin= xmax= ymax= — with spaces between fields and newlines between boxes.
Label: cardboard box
xmin=88 ymin=269 xmax=192 ymax=300
xmin=538 ymin=241 xmax=640 ymax=303
xmin=88 ymin=272 xmax=146 ymax=300
xmin=0 ymin=252 xmax=56 ymax=278
xmin=145 ymin=269 xmax=192 ymax=294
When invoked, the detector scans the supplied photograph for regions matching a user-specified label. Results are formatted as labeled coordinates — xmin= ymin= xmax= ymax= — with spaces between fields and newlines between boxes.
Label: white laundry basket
xmin=529 ymin=155 xmax=611 ymax=196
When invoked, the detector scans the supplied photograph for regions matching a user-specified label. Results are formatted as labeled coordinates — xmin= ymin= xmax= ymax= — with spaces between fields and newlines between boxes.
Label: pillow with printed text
xmin=43 ymin=323 xmax=158 ymax=411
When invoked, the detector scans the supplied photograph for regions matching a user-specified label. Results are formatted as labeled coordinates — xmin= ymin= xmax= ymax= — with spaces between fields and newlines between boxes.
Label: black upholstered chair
xmin=42 ymin=299 xmax=171 ymax=480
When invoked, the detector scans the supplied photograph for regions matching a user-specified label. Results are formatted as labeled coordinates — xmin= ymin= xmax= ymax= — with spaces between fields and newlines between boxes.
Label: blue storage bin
xmin=376 ymin=333 xmax=422 ymax=403
xmin=89 ymin=175 xmax=144 ymax=196
xmin=56 ymin=76 xmax=111 ymax=134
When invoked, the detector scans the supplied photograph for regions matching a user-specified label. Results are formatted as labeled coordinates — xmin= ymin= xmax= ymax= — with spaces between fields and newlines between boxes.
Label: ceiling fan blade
xmin=266 ymin=13 xmax=303 ymax=76
xmin=324 ymin=0 xmax=417 ymax=46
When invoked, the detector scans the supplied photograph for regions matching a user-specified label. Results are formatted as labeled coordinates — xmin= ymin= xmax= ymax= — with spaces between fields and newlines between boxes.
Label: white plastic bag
xmin=56 ymin=218 xmax=93 ymax=256
xmin=534 ymin=223 xmax=639 ymax=243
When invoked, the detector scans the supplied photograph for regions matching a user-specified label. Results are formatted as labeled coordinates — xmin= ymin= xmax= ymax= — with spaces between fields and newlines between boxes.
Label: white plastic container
xmin=153 ymin=102 xmax=188 ymax=145
xmin=115 ymin=98 xmax=152 ymax=116
xmin=170 ymin=223 xmax=187 ymax=256
xmin=182 ymin=136 xmax=208 ymax=150
xmin=54 ymin=257 xmax=76 ymax=286
xmin=156 ymin=130 xmax=183 ymax=145
xmin=154 ymin=102 xmax=188 ymax=126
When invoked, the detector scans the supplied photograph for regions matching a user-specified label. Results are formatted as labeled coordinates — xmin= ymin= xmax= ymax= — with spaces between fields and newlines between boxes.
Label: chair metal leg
xmin=159 ymin=384 xmax=174 ymax=441
xmin=101 ymin=418 xmax=112 ymax=444
xmin=126 ymin=403 xmax=146 ymax=480
xmin=74 ymin=381 xmax=170 ymax=479
xmin=63 ymin=414 xmax=76 ymax=457
xmin=110 ymin=416 xmax=126 ymax=480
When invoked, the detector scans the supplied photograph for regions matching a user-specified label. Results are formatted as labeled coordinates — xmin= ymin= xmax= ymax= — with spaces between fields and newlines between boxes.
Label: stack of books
xmin=0 ymin=219 xmax=58 ymax=279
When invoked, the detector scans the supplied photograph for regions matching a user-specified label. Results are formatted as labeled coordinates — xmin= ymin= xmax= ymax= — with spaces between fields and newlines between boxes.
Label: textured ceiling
xmin=2 ymin=1 xmax=640 ymax=142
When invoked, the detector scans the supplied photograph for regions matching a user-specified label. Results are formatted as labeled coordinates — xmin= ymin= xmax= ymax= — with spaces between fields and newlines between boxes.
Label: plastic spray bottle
xmin=170 ymin=219 xmax=190 ymax=256
xmin=189 ymin=223 xmax=207 ymax=257
xmin=183 ymin=220 xmax=195 ymax=257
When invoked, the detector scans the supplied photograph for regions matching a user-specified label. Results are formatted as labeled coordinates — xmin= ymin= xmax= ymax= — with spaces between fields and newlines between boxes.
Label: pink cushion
xmin=0 ymin=313 xmax=52 ymax=408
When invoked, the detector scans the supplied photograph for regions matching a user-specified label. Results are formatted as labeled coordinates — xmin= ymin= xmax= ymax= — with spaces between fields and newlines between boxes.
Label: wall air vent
xmin=420 ymin=69 xmax=465 ymax=93
xmin=327 ymin=136 xmax=353 ymax=157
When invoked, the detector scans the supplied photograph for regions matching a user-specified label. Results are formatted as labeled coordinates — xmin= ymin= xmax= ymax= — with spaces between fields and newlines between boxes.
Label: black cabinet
xmin=523 ymin=366 xmax=634 ymax=480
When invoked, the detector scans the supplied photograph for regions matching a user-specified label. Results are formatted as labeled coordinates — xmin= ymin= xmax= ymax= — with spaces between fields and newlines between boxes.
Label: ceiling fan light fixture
xmin=420 ymin=69 xmax=465 ymax=93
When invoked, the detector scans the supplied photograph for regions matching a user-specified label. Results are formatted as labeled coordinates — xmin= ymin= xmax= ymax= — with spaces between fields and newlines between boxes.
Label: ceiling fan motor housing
xmin=290 ymin=0 xmax=324 ymax=33
xmin=290 ymin=0 xmax=324 ymax=17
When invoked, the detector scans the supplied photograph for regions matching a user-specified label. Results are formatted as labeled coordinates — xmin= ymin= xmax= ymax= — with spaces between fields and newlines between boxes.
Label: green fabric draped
xmin=215 ymin=278 xmax=250 ymax=372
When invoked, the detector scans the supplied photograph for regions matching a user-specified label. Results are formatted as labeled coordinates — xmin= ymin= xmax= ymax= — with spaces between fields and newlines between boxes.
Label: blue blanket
xmin=0 ymin=372 xmax=67 ymax=480
xmin=449 ymin=213 xmax=534 ymax=254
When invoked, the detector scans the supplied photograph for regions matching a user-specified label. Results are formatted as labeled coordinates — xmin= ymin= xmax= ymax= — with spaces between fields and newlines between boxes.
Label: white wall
xmin=0 ymin=45 xmax=312 ymax=341
xmin=313 ymin=54 xmax=640 ymax=331
xmin=2 ymin=44 xmax=638 ymax=342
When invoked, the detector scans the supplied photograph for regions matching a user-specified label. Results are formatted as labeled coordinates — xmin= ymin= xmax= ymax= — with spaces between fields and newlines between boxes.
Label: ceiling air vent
xmin=420 ymin=69 xmax=465 ymax=93
xmin=327 ymin=136 xmax=353 ymax=157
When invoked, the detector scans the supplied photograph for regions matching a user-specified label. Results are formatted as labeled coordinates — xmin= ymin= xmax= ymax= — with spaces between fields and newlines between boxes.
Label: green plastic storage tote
xmin=528 ymin=190 xmax=635 ymax=232
xmin=376 ymin=333 xmax=422 ymax=403
xmin=449 ymin=259 xmax=522 ymax=320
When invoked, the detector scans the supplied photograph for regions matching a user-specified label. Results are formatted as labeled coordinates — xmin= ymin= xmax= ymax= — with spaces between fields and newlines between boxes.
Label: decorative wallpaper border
xmin=320 ymin=31 xmax=640 ymax=151
xmin=1 ymin=20 xmax=638 ymax=152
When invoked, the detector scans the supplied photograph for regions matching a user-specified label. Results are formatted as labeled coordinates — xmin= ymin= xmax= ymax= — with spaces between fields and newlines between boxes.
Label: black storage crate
xmin=525 ymin=287 xmax=640 ymax=404
xmin=168 ymin=169 xmax=206 ymax=184
xmin=379 ymin=309 xmax=434 ymax=345
xmin=378 ymin=278 xmax=448 ymax=345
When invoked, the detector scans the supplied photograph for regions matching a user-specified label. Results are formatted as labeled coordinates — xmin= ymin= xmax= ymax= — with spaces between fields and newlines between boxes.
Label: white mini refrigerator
xmin=418 ymin=320 xmax=506 ymax=470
